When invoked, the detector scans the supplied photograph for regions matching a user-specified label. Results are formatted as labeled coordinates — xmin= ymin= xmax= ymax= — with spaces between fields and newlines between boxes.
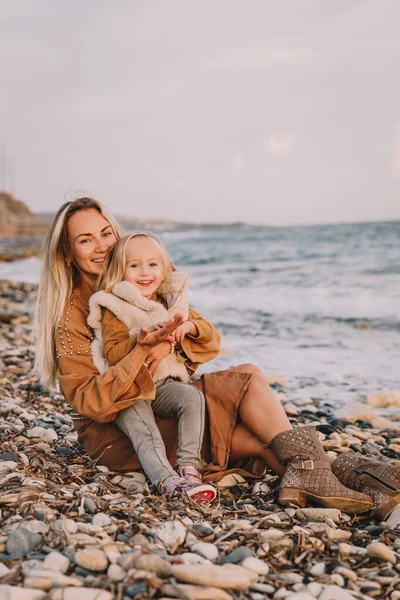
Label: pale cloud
xmin=1 ymin=1 xmax=400 ymax=224
xmin=265 ymin=133 xmax=297 ymax=157
xmin=391 ymin=124 xmax=400 ymax=176
xmin=230 ymin=153 xmax=246 ymax=174
xmin=209 ymin=42 xmax=313 ymax=70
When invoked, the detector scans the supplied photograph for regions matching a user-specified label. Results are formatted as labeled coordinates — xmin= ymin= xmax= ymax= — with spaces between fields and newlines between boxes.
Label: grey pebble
xmin=222 ymin=546 xmax=254 ymax=564
xmin=6 ymin=527 xmax=43 ymax=558
xmin=0 ymin=452 xmax=20 ymax=462
xmin=126 ymin=583 xmax=148 ymax=598
xmin=192 ymin=523 xmax=214 ymax=537
xmin=83 ymin=497 xmax=97 ymax=513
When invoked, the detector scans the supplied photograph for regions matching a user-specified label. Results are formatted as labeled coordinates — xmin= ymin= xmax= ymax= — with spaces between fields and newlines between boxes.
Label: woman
xmin=34 ymin=198 xmax=399 ymax=519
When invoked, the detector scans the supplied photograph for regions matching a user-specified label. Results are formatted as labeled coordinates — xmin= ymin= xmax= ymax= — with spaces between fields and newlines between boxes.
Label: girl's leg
xmin=152 ymin=380 xmax=205 ymax=468
xmin=115 ymin=401 xmax=177 ymax=489
xmin=153 ymin=381 xmax=217 ymax=502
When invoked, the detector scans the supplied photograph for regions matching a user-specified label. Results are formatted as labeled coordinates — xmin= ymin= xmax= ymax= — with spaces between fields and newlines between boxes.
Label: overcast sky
xmin=1 ymin=0 xmax=400 ymax=225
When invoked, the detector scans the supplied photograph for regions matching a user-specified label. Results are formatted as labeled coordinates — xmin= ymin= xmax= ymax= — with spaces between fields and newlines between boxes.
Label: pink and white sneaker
xmin=163 ymin=475 xmax=187 ymax=498
xmin=177 ymin=466 xmax=217 ymax=504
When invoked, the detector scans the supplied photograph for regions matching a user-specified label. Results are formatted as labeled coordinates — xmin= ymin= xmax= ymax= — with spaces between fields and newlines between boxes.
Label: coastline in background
xmin=1 ymin=219 xmax=399 ymax=422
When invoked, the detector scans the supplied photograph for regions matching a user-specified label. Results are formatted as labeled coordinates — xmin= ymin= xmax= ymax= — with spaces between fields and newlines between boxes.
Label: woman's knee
xmin=233 ymin=363 xmax=265 ymax=377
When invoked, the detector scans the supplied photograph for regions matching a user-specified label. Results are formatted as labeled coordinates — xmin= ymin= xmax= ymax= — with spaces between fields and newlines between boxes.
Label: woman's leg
xmin=225 ymin=364 xmax=290 ymax=476
xmin=227 ymin=364 xmax=372 ymax=513
xmin=231 ymin=364 xmax=292 ymax=443
xmin=230 ymin=422 xmax=285 ymax=476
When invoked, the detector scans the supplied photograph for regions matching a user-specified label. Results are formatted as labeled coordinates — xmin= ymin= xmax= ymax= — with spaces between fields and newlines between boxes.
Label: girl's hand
xmin=144 ymin=342 xmax=171 ymax=374
xmin=137 ymin=314 xmax=184 ymax=347
xmin=172 ymin=320 xmax=198 ymax=345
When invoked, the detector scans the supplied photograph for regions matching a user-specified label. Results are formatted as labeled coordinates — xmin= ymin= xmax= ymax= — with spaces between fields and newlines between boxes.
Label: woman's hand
xmin=144 ymin=341 xmax=171 ymax=374
xmin=137 ymin=313 xmax=184 ymax=347
xmin=172 ymin=320 xmax=198 ymax=345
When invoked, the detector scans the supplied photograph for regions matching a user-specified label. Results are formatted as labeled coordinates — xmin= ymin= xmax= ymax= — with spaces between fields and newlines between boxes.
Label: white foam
xmin=0 ymin=257 xmax=41 ymax=284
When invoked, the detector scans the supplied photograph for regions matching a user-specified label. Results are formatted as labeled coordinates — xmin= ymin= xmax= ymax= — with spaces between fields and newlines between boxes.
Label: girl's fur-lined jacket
xmin=87 ymin=271 xmax=190 ymax=384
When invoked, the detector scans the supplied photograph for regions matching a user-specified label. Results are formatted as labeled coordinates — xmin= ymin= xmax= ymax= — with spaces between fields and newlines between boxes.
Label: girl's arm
xmin=178 ymin=307 xmax=221 ymax=374
xmin=57 ymin=302 xmax=181 ymax=423
xmin=101 ymin=307 xmax=139 ymax=366
xmin=57 ymin=311 xmax=154 ymax=423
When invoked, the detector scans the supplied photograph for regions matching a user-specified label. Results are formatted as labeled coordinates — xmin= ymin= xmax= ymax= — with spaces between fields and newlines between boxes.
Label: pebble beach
xmin=1 ymin=279 xmax=400 ymax=600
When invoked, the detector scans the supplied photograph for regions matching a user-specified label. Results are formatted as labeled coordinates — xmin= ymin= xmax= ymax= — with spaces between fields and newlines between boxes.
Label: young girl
xmin=87 ymin=232 xmax=218 ymax=503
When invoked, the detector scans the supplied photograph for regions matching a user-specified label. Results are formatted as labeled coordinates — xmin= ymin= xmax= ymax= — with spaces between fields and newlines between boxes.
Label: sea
xmin=1 ymin=220 xmax=399 ymax=416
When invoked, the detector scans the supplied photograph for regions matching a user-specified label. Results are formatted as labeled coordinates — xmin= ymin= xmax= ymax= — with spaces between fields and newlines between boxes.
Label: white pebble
xmin=309 ymin=562 xmax=325 ymax=577
xmin=241 ymin=556 xmax=269 ymax=575
xmin=75 ymin=548 xmax=108 ymax=572
xmin=338 ymin=542 xmax=367 ymax=558
xmin=307 ymin=582 xmax=323 ymax=597
xmin=296 ymin=508 xmax=342 ymax=523
xmin=0 ymin=585 xmax=46 ymax=600
xmin=52 ymin=518 xmax=77 ymax=536
xmin=191 ymin=542 xmax=219 ymax=562
xmin=49 ymin=589 xmax=113 ymax=600
xmin=23 ymin=570 xmax=82 ymax=591
xmin=279 ymin=572 xmax=303 ymax=584
xmin=250 ymin=583 xmax=275 ymax=594
xmin=153 ymin=520 xmax=186 ymax=548
xmin=107 ymin=563 xmax=126 ymax=582
xmin=252 ymin=481 xmax=271 ymax=495
xmin=286 ymin=593 xmax=319 ymax=600
xmin=386 ymin=507 xmax=400 ymax=530
xmin=319 ymin=585 xmax=357 ymax=600
xmin=330 ymin=573 xmax=345 ymax=586
xmin=367 ymin=541 xmax=396 ymax=564
xmin=259 ymin=528 xmax=285 ymax=542
xmin=326 ymin=527 xmax=351 ymax=541
xmin=0 ymin=461 xmax=18 ymax=474
xmin=170 ymin=563 xmax=256 ymax=590
xmin=26 ymin=427 xmax=58 ymax=443
xmin=180 ymin=552 xmax=211 ymax=565
xmin=21 ymin=520 xmax=49 ymax=535
xmin=0 ymin=563 xmax=11 ymax=577
xmin=273 ymin=588 xmax=291 ymax=598
xmin=43 ymin=552 xmax=70 ymax=574
xmin=91 ymin=513 xmax=112 ymax=528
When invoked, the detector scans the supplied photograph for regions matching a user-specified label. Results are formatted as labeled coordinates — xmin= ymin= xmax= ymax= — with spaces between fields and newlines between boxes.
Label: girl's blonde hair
xmin=99 ymin=232 xmax=176 ymax=293
xmin=34 ymin=197 xmax=124 ymax=389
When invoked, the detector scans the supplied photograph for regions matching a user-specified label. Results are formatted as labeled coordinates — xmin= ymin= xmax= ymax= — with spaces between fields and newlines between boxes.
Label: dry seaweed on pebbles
xmin=1 ymin=280 xmax=400 ymax=599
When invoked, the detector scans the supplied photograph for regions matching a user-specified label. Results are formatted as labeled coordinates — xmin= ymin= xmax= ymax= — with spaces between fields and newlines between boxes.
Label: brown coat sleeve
xmin=101 ymin=307 xmax=137 ymax=367
xmin=56 ymin=298 xmax=154 ymax=423
xmin=180 ymin=307 xmax=221 ymax=375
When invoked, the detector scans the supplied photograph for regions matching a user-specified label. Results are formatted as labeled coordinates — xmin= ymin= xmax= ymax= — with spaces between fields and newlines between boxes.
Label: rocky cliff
xmin=0 ymin=193 xmax=37 ymax=236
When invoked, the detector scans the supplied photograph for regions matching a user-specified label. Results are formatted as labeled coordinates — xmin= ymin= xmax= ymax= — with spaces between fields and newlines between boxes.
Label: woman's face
xmin=67 ymin=209 xmax=116 ymax=283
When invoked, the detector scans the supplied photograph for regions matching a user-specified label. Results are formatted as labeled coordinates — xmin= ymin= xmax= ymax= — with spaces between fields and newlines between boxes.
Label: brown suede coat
xmin=56 ymin=279 xmax=260 ymax=480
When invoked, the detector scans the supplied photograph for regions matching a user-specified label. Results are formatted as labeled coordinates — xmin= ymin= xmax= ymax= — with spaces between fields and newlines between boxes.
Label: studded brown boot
xmin=269 ymin=426 xmax=373 ymax=513
xmin=332 ymin=451 xmax=400 ymax=521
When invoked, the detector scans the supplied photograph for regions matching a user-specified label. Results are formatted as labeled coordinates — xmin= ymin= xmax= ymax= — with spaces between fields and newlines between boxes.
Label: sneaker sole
xmin=186 ymin=484 xmax=217 ymax=504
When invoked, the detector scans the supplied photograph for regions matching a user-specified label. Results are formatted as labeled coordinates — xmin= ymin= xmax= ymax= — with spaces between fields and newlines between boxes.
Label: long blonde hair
xmin=34 ymin=198 xmax=124 ymax=389
xmin=99 ymin=232 xmax=176 ymax=293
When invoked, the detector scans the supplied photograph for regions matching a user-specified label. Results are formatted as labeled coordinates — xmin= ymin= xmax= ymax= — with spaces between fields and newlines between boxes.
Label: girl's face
xmin=67 ymin=209 xmax=116 ymax=284
xmin=123 ymin=237 xmax=165 ymax=299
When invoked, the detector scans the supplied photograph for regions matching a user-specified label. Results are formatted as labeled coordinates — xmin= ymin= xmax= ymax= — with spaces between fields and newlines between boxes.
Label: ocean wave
xmin=191 ymin=285 xmax=400 ymax=325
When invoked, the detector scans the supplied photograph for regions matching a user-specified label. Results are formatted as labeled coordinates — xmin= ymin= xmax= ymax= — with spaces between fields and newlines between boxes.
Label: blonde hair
xmin=34 ymin=198 xmax=124 ymax=389
xmin=99 ymin=232 xmax=175 ymax=293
